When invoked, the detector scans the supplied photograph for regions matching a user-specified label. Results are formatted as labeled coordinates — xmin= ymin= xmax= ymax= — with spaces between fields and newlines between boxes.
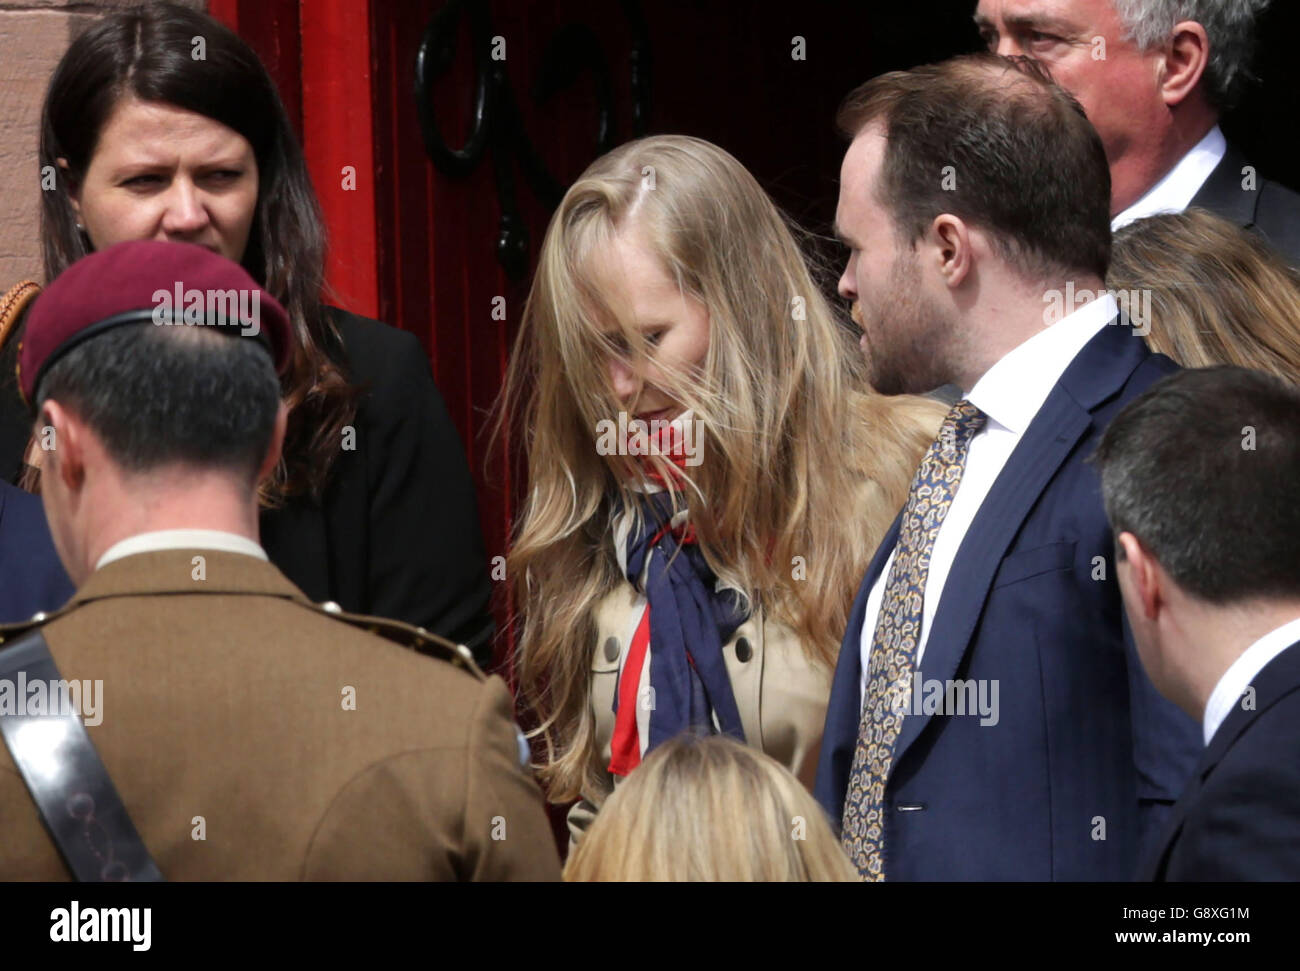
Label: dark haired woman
xmin=0 ymin=1 xmax=494 ymax=659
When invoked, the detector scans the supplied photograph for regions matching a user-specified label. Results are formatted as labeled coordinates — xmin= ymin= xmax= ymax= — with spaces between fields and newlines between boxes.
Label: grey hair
xmin=1113 ymin=0 xmax=1271 ymax=111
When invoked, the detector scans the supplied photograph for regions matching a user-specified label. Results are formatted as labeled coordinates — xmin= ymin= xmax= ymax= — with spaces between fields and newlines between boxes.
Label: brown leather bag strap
xmin=3 ymin=282 xmax=44 ymax=494
xmin=0 ymin=280 xmax=41 ymax=352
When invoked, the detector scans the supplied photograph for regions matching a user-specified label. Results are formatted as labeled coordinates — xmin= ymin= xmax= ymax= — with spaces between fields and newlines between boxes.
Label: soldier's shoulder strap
xmin=306 ymin=600 xmax=488 ymax=681
xmin=0 ymin=601 xmax=76 ymax=646
xmin=0 ymin=627 xmax=163 ymax=881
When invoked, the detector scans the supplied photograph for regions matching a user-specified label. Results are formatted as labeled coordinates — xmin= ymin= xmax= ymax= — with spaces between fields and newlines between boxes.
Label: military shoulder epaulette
xmin=311 ymin=600 xmax=486 ymax=680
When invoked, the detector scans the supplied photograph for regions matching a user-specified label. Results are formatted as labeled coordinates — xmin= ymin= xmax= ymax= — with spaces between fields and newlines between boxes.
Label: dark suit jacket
xmin=814 ymin=321 xmax=1203 ymax=880
xmin=0 ymin=480 xmax=72 ymax=623
xmin=259 ymin=308 xmax=495 ymax=663
xmin=0 ymin=306 xmax=495 ymax=664
xmin=1190 ymin=143 xmax=1300 ymax=266
xmin=1139 ymin=639 xmax=1300 ymax=881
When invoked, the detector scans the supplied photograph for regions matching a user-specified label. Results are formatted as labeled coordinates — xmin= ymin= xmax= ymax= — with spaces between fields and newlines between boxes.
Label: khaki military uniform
xmin=0 ymin=549 xmax=560 ymax=881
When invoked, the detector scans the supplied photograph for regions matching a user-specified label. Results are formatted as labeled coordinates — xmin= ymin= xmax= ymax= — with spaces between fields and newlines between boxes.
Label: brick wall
xmin=0 ymin=0 xmax=205 ymax=286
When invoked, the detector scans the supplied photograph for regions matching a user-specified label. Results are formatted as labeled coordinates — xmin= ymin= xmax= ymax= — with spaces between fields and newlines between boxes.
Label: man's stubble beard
xmin=855 ymin=257 xmax=955 ymax=396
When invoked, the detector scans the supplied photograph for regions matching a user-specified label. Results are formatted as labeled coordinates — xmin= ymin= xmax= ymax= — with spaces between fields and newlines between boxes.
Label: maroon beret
xmin=17 ymin=239 xmax=292 ymax=407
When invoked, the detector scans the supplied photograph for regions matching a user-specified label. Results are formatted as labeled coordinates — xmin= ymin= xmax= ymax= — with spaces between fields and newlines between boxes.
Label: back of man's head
xmin=36 ymin=323 xmax=281 ymax=488
xmin=837 ymin=52 xmax=1112 ymax=283
xmin=1094 ymin=365 xmax=1300 ymax=605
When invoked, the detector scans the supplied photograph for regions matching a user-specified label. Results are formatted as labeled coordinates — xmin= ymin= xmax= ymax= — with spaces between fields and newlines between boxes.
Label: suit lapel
xmin=818 ymin=511 xmax=903 ymax=817
xmin=1140 ymin=640 xmax=1300 ymax=879
xmin=891 ymin=395 xmax=1092 ymax=763
xmin=1139 ymin=782 xmax=1194 ymax=880
xmin=892 ymin=322 xmax=1149 ymax=766
xmin=1199 ymin=640 xmax=1300 ymax=773
xmin=1189 ymin=145 xmax=1257 ymax=230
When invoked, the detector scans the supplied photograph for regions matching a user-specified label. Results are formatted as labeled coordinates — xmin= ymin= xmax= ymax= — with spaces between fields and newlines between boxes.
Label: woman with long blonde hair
xmin=564 ymin=735 xmax=859 ymax=881
xmin=501 ymin=134 xmax=943 ymax=839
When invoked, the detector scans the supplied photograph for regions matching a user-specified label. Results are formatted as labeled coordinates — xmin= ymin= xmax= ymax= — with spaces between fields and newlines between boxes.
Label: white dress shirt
xmin=859 ymin=294 xmax=1118 ymax=704
xmin=1111 ymin=125 xmax=1227 ymax=232
xmin=1202 ymin=616 xmax=1300 ymax=746
xmin=95 ymin=528 xmax=267 ymax=571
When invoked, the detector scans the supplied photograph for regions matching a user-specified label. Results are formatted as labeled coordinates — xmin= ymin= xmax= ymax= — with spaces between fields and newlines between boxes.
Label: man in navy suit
xmin=1093 ymin=367 xmax=1300 ymax=881
xmin=0 ymin=479 xmax=72 ymax=623
xmin=818 ymin=52 xmax=1201 ymax=880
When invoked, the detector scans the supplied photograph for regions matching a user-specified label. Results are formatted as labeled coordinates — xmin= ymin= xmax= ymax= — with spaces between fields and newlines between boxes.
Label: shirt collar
xmin=1112 ymin=125 xmax=1227 ymax=232
xmin=95 ymin=529 xmax=268 ymax=571
xmin=965 ymin=291 xmax=1117 ymax=436
xmin=1202 ymin=615 xmax=1300 ymax=746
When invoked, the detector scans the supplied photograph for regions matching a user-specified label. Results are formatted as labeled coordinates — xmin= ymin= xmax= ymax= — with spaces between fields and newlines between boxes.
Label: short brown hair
xmin=837 ymin=53 xmax=1112 ymax=282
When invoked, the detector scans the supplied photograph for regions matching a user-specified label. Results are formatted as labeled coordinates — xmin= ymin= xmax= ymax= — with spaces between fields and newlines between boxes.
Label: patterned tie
xmin=841 ymin=399 xmax=987 ymax=880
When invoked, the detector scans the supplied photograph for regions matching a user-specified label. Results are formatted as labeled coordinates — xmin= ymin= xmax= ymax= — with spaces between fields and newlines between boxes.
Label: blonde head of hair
xmin=563 ymin=734 xmax=860 ymax=882
xmin=1107 ymin=208 xmax=1300 ymax=377
xmin=498 ymin=133 xmax=942 ymax=804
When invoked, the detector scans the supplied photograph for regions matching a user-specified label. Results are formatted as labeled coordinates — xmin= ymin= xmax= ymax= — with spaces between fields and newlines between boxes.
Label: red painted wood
xmin=208 ymin=0 xmax=303 ymax=139
xmin=206 ymin=0 xmax=238 ymax=30
xmin=299 ymin=0 xmax=380 ymax=319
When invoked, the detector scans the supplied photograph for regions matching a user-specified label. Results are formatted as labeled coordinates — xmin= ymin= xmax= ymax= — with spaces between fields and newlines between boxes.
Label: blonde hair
xmin=564 ymin=735 xmax=860 ymax=881
xmin=499 ymin=134 xmax=943 ymax=803
xmin=1108 ymin=208 xmax=1300 ymax=377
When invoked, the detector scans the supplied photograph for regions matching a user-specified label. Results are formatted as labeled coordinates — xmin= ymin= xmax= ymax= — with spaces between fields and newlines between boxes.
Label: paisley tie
xmin=841 ymin=399 xmax=987 ymax=880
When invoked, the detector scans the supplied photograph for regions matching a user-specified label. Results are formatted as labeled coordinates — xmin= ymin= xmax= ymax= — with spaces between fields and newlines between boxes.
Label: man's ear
xmin=929 ymin=214 xmax=973 ymax=289
xmin=256 ymin=400 xmax=288 ymax=485
xmin=1159 ymin=21 xmax=1210 ymax=108
xmin=37 ymin=400 xmax=85 ymax=491
xmin=1117 ymin=531 xmax=1163 ymax=621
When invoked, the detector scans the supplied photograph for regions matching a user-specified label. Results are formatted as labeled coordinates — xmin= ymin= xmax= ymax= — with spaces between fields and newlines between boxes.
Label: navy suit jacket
xmin=814 ymin=321 xmax=1202 ymax=880
xmin=0 ymin=480 xmax=73 ymax=623
xmin=1139 ymin=639 xmax=1300 ymax=881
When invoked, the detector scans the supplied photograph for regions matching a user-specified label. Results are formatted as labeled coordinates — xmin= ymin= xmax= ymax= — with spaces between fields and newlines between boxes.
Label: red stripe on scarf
xmin=608 ymin=606 xmax=651 ymax=776
xmin=607 ymin=516 xmax=695 ymax=776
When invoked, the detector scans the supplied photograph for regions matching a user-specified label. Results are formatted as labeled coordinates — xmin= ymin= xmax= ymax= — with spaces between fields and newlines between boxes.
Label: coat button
xmin=603 ymin=636 xmax=620 ymax=663
xmin=734 ymin=637 xmax=753 ymax=663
